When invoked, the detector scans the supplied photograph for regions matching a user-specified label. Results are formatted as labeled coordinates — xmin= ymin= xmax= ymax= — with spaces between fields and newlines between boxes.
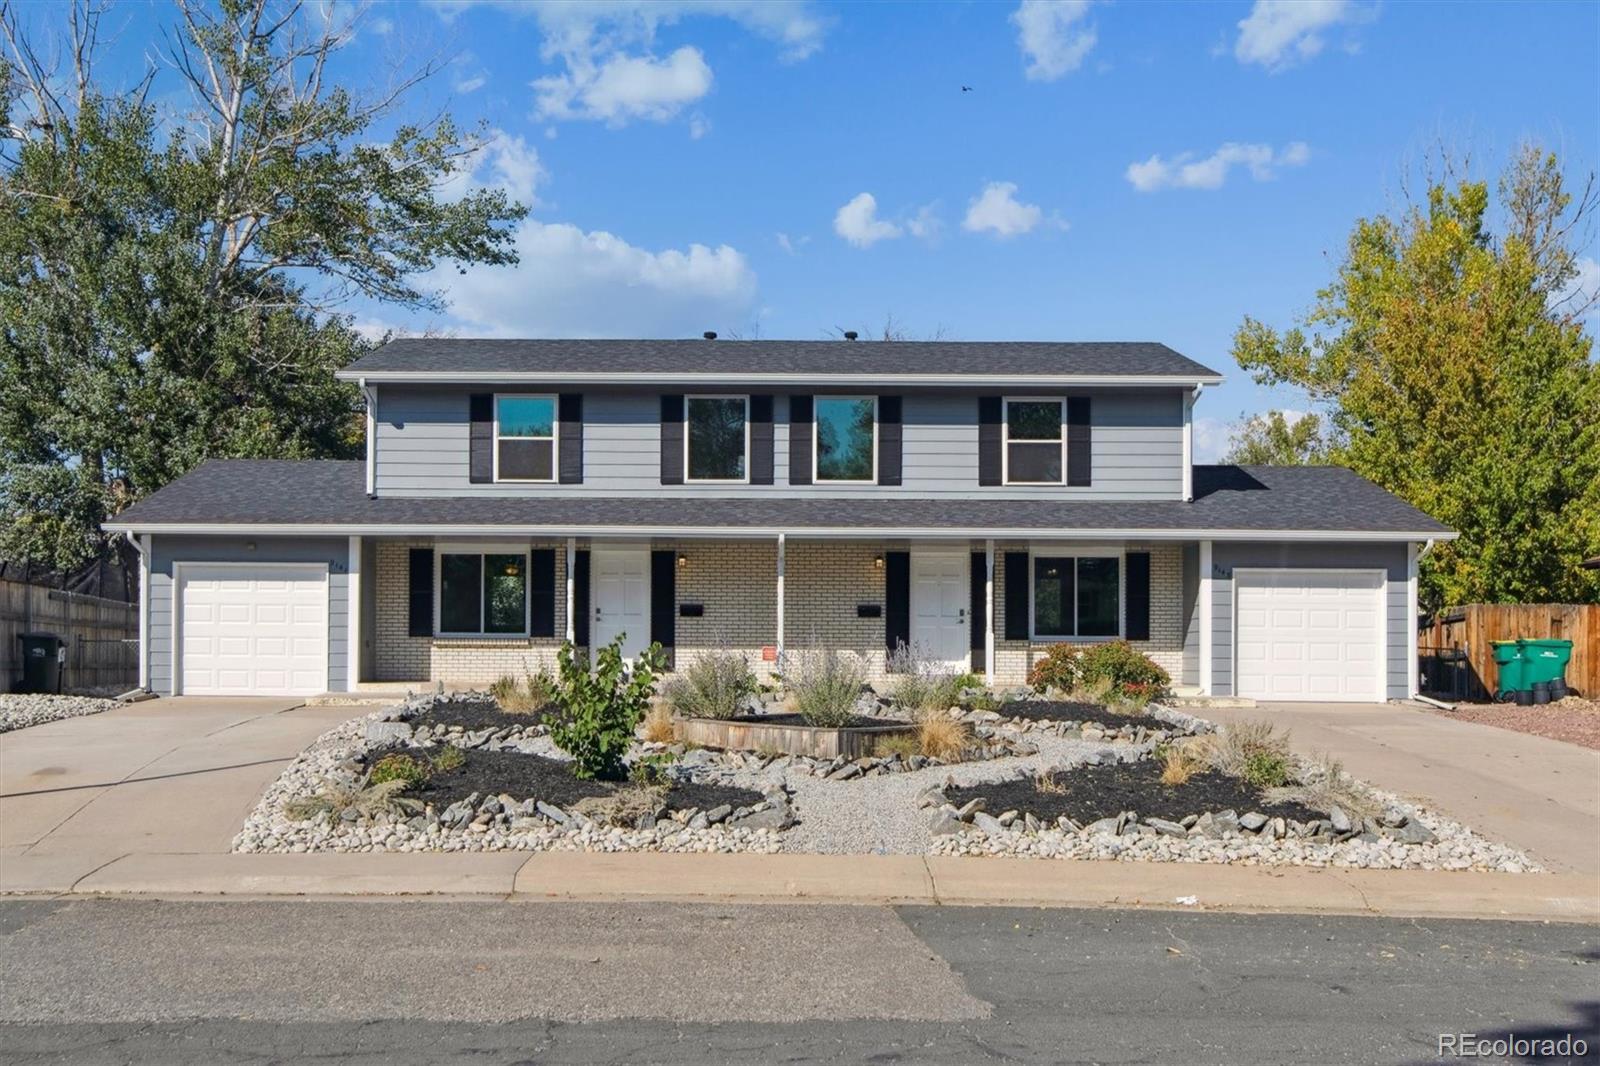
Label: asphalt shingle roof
xmin=339 ymin=338 xmax=1222 ymax=380
xmin=107 ymin=460 xmax=1452 ymax=536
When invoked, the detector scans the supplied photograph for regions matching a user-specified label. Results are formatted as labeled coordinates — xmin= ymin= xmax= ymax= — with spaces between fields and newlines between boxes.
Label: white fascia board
xmin=333 ymin=370 xmax=1225 ymax=388
xmin=103 ymin=521 xmax=1459 ymax=542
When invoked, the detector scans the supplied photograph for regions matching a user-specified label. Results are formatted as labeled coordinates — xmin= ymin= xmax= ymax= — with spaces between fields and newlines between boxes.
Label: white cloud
xmin=436 ymin=219 xmax=758 ymax=338
xmin=962 ymin=181 xmax=1060 ymax=238
xmin=1192 ymin=417 xmax=1230 ymax=463
xmin=451 ymin=51 xmax=489 ymax=94
xmin=834 ymin=193 xmax=902 ymax=248
xmin=1011 ymin=0 xmax=1096 ymax=82
xmin=367 ymin=15 xmax=394 ymax=36
xmin=534 ymin=45 xmax=713 ymax=124
xmin=688 ymin=112 xmax=711 ymax=139
xmin=439 ymin=129 xmax=546 ymax=207
xmin=437 ymin=1 xmax=826 ymax=128
xmin=1235 ymin=0 xmax=1367 ymax=72
xmin=905 ymin=203 xmax=943 ymax=242
xmin=1552 ymin=256 xmax=1600 ymax=318
xmin=1125 ymin=141 xmax=1310 ymax=192
xmin=775 ymin=232 xmax=811 ymax=255
xmin=454 ymin=73 xmax=488 ymax=94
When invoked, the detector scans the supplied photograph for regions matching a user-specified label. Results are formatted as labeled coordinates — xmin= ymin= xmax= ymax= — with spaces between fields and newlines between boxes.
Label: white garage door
xmin=177 ymin=564 xmax=328 ymax=696
xmin=1234 ymin=569 xmax=1385 ymax=703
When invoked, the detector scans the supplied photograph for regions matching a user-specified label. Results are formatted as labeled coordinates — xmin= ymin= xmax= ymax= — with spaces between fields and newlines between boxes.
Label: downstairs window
xmin=439 ymin=551 xmax=528 ymax=636
xmin=1032 ymin=555 xmax=1120 ymax=639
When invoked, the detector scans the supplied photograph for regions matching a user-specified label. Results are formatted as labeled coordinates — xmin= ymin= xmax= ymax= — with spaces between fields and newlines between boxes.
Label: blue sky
xmin=89 ymin=1 xmax=1600 ymax=457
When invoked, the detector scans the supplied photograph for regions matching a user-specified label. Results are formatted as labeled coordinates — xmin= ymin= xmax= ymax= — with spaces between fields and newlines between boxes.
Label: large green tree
xmin=0 ymin=0 xmax=526 ymax=571
xmin=1232 ymin=146 xmax=1600 ymax=608
xmin=1224 ymin=410 xmax=1328 ymax=466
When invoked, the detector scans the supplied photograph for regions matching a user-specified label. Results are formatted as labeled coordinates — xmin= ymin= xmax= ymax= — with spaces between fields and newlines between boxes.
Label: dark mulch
xmin=364 ymin=747 xmax=761 ymax=813
xmin=735 ymin=713 xmax=911 ymax=729
xmin=997 ymin=700 xmax=1153 ymax=729
xmin=414 ymin=697 xmax=550 ymax=733
xmin=945 ymin=759 xmax=1321 ymax=825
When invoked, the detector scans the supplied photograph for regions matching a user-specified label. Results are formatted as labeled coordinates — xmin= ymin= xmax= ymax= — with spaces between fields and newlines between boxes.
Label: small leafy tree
xmin=548 ymin=635 xmax=667 ymax=780
xmin=1224 ymin=411 xmax=1328 ymax=466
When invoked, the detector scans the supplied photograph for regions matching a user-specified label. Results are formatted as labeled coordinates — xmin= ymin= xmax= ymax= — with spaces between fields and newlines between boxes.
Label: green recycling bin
xmin=1519 ymin=639 xmax=1573 ymax=686
xmin=1492 ymin=640 xmax=1526 ymax=700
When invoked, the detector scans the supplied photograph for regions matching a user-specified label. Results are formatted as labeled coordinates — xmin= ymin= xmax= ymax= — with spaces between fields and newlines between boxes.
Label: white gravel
xmin=0 ymin=694 xmax=119 ymax=734
xmin=234 ymin=696 xmax=1541 ymax=873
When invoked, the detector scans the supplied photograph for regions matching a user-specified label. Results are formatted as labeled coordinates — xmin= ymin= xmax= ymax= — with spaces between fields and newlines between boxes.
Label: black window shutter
xmin=528 ymin=549 xmax=557 ymax=638
xmin=968 ymin=551 xmax=987 ymax=669
xmin=469 ymin=394 xmax=493 ymax=484
xmin=978 ymin=396 xmax=1002 ymax=486
xmin=877 ymin=395 xmax=902 ymax=486
xmin=1003 ymin=551 xmax=1030 ymax=641
xmin=572 ymin=550 xmax=590 ymax=647
xmin=558 ymin=394 xmax=583 ymax=484
xmin=650 ymin=549 xmax=676 ymax=669
xmin=788 ymin=395 xmax=813 ymax=485
xmin=407 ymin=548 xmax=434 ymax=637
xmin=750 ymin=395 xmax=774 ymax=485
xmin=884 ymin=551 xmax=910 ymax=664
xmin=660 ymin=395 xmax=684 ymax=484
xmin=1125 ymin=551 xmax=1151 ymax=641
xmin=1066 ymin=396 xmax=1092 ymax=486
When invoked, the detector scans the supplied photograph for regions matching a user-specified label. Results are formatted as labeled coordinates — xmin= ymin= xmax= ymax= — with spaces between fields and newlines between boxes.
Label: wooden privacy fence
xmin=0 ymin=578 xmax=138 ymax=694
xmin=1417 ymin=603 xmax=1599 ymax=702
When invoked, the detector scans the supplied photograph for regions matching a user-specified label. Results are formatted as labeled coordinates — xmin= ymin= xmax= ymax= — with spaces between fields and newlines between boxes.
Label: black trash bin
xmin=17 ymin=633 xmax=65 ymax=694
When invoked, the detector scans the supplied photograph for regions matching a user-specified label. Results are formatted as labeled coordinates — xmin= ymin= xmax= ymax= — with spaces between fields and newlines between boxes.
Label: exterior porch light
xmin=873 ymin=554 xmax=884 ymax=569
xmin=677 ymin=553 xmax=689 ymax=568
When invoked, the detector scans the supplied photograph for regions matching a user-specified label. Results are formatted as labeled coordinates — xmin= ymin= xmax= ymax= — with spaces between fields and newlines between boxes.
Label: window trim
xmin=1026 ymin=546 xmax=1125 ymax=642
xmin=492 ymin=393 xmax=559 ymax=484
xmin=682 ymin=393 xmax=751 ymax=484
xmin=434 ymin=542 xmax=532 ymax=638
xmin=812 ymin=394 xmax=879 ymax=485
xmin=1002 ymin=395 xmax=1067 ymax=487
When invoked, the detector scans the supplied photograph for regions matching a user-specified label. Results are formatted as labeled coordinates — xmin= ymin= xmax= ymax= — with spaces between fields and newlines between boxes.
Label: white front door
xmin=911 ymin=552 xmax=969 ymax=670
xmin=1234 ymin=569 xmax=1386 ymax=702
xmin=592 ymin=548 xmax=651 ymax=660
xmin=177 ymin=563 xmax=328 ymax=696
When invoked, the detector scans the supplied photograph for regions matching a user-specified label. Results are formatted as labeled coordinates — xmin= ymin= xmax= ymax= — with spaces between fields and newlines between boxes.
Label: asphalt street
xmin=0 ymin=898 xmax=1594 ymax=1065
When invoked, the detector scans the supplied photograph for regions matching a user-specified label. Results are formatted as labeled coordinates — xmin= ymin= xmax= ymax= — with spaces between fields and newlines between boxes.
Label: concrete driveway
xmin=1203 ymin=701 xmax=1600 ymax=875
xmin=0 ymin=698 xmax=352 ymax=892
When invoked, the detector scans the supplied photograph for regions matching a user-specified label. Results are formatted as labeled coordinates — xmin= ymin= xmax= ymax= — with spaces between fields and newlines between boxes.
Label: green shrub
xmin=491 ymin=667 xmax=559 ymax=715
xmin=547 ymin=636 xmax=667 ymax=780
xmin=663 ymin=650 xmax=758 ymax=720
xmin=429 ymin=745 xmax=465 ymax=773
xmin=784 ymin=648 xmax=865 ymax=728
xmin=629 ymin=752 xmax=676 ymax=787
xmin=368 ymin=753 xmax=429 ymax=788
xmin=886 ymin=645 xmax=966 ymax=714
xmin=873 ymin=733 xmax=920 ymax=758
xmin=1027 ymin=640 xmax=1170 ymax=699
xmin=284 ymin=776 xmax=422 ymax=822
xmin=1241 ymin=750 xmax=1291 ymax=789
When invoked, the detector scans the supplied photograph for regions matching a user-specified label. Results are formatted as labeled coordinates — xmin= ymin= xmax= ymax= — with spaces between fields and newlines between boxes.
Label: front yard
xmin=234 ymin=640 xmax=1539 ymax=873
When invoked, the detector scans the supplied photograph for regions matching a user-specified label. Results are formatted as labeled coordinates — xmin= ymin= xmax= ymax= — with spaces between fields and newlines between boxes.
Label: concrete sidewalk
xmin=1204 ymin=701 xmax=1600 ymax=875
xmin=7 ymin=850 xmax=1596 ymax=924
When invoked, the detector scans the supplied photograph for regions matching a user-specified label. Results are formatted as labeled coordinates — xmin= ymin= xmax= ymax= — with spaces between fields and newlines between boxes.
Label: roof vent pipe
xmin=703 ymin=331 xmax=717 ymax=340
xmin=843 ymin=331 xmax=858 ymax=341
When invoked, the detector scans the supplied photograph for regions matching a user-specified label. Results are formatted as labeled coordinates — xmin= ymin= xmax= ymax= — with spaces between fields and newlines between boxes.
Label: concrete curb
xmin=6 ymin=850 xmax=1596 ymax=923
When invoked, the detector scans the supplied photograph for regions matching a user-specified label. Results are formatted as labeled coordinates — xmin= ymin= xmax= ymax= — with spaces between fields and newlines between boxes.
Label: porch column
xmin=346 ymin=535 xmax=361 ymax=690
xmin=564 ymin=537 xmax=577 ymax=643
xmin=1198 ymin=539 xmax=1213 ymax=694
xmin=984 ymin=539 xmax=995 ymax=686
xmin=775 ymin=533 xmax=786 ymax=666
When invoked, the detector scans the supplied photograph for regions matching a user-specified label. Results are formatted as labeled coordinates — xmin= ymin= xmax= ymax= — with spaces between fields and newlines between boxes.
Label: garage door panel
xmin=178 ymin=565 xmax=327 ymax=696
xmin=1236 ymin=570 xmax=1384 ymax=703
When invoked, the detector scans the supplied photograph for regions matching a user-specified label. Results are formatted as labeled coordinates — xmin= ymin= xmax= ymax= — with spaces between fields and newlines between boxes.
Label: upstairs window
xmin=1004 ymin=398 xmax=1065 ymax=484
xmin=495 ymin=395 xmax=557 ymax=482
xmin=685 ymin=395 xmax=749 ymax=482
xmin=439 ymin=550 xmax=528 ymax=636
xmin=1032 ymin=555 xmax=1120 ymax=639
xmin=815 ymin=396 xmax=876 ymax=482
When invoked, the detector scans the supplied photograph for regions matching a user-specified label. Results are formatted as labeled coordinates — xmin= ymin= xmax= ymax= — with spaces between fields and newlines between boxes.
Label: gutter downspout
xmin=124 ymin=530 xmax=150 ymax=693
xmin=361 ymin=378 xmax=377 ymax=498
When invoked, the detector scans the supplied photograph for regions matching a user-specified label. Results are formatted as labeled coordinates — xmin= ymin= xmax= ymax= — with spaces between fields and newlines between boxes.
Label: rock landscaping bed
xmin=1420 ymin=695 xmax=1600 ymax=751
xmin=0 ymin=693 xmax=119 ymax=734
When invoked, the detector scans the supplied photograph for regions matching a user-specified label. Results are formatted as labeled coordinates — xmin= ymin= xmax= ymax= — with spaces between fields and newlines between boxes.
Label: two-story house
xmin=104 ymin=338 xmax=1454 ymax=703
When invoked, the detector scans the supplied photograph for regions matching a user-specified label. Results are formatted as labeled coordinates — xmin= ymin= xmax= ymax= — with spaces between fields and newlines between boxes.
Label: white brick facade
xmin=369 ymin=538 xmax=1186 ymax=689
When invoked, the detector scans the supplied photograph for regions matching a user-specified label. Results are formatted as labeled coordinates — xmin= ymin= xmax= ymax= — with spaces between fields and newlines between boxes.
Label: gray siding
xmin=375 ymin=386 xmax=1184 ymax=500
xmin=148 ymin=535 xmax=351 ymax=695
xmin=1207 ymin=541 xmax=1410 ymax=700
